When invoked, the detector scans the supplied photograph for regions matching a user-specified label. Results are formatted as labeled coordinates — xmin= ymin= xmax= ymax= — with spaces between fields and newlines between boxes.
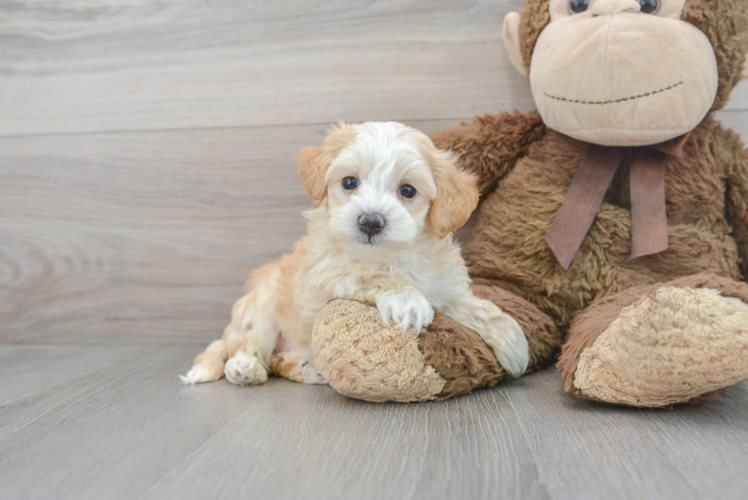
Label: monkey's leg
xmin=558 ymin=274 xmax=748 ymax=407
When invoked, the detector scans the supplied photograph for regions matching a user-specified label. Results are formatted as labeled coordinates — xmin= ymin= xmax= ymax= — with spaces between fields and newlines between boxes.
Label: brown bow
xmin=545 ymin=134 xmax=691 ymax=270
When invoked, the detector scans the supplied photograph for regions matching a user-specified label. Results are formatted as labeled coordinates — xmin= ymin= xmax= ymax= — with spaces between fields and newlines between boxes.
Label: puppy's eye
xmin=638 ymin=0 xmax=659 ymax=14
xmin=342 ymin=177 xmax=359 ymax=191
xmin=398 ymin=184 xmax=417 ymax=199
xmin=568 ymin=0 xmax=589 ymax=13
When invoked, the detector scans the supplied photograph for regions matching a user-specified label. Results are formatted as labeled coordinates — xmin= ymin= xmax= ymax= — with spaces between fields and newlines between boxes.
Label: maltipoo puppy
xmin=181 ymin=122 xmax=529 ymax=386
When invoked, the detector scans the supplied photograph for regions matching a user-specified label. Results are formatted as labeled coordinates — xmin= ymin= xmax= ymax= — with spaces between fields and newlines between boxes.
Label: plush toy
xmin=311 ymin=0 xmax=748 ymax=406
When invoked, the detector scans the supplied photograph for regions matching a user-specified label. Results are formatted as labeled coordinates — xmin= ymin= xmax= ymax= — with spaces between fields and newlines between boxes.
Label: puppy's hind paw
xmin=302 ymin=364 xmax=328 ymax=385
xmin=180 ymin=362 xmax=224 ymax=385
xmin=180 ymin=367 xmax=212 ymax=385
xmin=492 ymin=314 xmax=530 ymax=379
xmin=224 ymin=351 xmax=268 ymax=386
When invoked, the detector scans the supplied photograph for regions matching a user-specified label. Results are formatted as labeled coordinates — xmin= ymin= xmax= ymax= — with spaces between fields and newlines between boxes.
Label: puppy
xmin=181 ymin=122 xmax=529 ymax=386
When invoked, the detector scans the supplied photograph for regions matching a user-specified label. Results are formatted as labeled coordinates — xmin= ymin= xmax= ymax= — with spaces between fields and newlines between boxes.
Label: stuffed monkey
xmin=312 ymin=0 xmax=748 ymax=407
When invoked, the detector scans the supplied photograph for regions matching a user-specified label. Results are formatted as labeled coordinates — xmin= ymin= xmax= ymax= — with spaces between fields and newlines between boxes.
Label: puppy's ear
xmin=743 ymin=52 xmax=748 ymax=80
xmin=296 ymin=123 xmax=357 ymax=207
xmin=296 ymin=145 xmax=328 ymax=207
xmin=429 ymin=150 xmax=479 ymax=238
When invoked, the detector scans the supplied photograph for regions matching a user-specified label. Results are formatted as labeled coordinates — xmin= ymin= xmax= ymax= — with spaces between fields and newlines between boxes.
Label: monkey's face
xmin=510 ymin=0 xmax=719 ymax=147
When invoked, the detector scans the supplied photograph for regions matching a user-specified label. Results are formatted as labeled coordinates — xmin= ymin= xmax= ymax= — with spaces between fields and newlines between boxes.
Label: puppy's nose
xmin=359 ymin=214 xmax=385 ymax=236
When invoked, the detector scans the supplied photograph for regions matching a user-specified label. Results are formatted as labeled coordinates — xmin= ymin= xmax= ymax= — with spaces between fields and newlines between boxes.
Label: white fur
xmin=224 ymin=351 xmax=267 ymax=386
xmin=179 ymin=365 xmax=216 ymax=385
xmin=181 ymin=122 xmax=530 ymax=385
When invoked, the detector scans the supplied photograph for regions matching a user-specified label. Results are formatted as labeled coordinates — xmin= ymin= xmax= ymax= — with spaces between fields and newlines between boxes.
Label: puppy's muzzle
xmin=358 ymin=214 xmax=385 ymax=237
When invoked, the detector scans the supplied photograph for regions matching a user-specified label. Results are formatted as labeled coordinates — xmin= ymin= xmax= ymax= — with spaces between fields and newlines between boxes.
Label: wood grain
xmin=0 ymin=345 xmax=550 ymax=500
xmin=1 ymin=344 xmax=746 ymax=500
xmin=0 ymin=119 xmax=462 ymax=343
xmin=0 ymin=0 xmax=532 ymax=136
xmin=2 ymin=4 xmax=748 ymax=499
xmin=1 ymin=0 xmax=747 ymax=343
xmin=1 ymin=113 xmax=746 ymax=343
xmin=2 ymin=0 xmax=744 ymax=137
xmin=505 ymin=366 xmax=748 ymax=500
xmin=0 ymin=344 xmax=162 ymax=439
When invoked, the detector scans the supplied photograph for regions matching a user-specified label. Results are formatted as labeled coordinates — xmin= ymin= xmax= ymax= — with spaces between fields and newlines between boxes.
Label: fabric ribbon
xmin=545 ymin=133 xmax=691 ymax=270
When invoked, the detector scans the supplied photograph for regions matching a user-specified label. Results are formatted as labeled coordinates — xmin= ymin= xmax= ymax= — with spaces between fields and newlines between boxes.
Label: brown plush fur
xmin=517 ymin=0 xmax=550 ymax=76
xmin=462 ymin=118 xmax=743 ymax=324
xmin=471 ymin=284 xmax=561 ymax=374
xmin=436 ymin=112 xmax=748 ymax=404
xmin=310 ymin=0 xmax=748 ymax=405
xmin=418 ymin=310 xmax=505 ymax=401
xmin=421 ymin=282 xmax=566 ymax=400
xmin=728 ymin=147 xmax=748 ymax=278
xmin=432 ymin=111 xmax=546 ymax=196
xmin=682 ymin=0 xmax=748 ymax=110
xmin=429 ymin=0 xmax=748 ymax=406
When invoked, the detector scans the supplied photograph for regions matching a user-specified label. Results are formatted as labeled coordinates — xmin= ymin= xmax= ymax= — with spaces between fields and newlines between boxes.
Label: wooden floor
xmin=2 ymin=1 xmax=748 ymax=499
xmin=0 ymin=345 xmax=746 ymax=500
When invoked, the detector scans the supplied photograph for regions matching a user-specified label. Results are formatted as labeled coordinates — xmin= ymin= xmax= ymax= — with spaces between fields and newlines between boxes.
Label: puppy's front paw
xmin=377 ymin=289 xmax=435 ymax=333
xmin=490 ymin=313 xmax=529 ymax=379
xmin=224 ymin=351 xmax=268 ymax=386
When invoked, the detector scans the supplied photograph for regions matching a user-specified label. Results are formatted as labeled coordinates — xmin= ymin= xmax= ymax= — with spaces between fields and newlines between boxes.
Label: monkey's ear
xmin=503 ymin=12 xmax=527 ymax=78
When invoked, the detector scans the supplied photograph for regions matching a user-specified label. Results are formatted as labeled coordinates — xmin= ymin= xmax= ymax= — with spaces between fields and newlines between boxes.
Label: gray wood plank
xmin=2 ymin=112 xmax=746 ymax=344
xmin=3 ymin=0 xmax=744 ymax=137
xmin=1 ymin=344 xmax=747 ymax=500
xmin=0 ymin=344 xmax=156 ymax=406
xmin=505 ymin=369 xmax=748 ymax=500
xmin=0 ymin=344 xmax=164 ymax=439
xmin=0 ymin=344 xmax=551 ymax=500
xmin=0 ymin=0 xmax=532 ymax=136
xmin=0 ymin=119 xmax=461 ymax=343
xmin=1 ymin=113 xmax=746 ymax=344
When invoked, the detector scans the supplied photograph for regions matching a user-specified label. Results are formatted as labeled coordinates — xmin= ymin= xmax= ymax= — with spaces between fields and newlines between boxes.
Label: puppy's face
xmin=297 ymin=122 xmax=478 ymax=255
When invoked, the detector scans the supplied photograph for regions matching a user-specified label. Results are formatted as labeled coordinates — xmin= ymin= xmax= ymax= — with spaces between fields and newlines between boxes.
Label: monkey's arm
xmin=727 ymin=146 xmax=748 ymax=280
xmin=431 ymin=110 xmax=546 ymax=195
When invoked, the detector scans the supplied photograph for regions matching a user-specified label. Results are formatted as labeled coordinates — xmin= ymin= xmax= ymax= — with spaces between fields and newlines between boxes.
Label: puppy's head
xmin=297 ymin=122 xmax=478 ymax=253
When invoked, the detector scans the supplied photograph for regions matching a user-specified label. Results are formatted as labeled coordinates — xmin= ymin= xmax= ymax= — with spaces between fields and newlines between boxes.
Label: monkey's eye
xmin=342 ymin=177 xmax=359 ymax=190
xmin=638 ymin=0 xmax=659 ymax=14
xmin=569 ymin=0 xmax=590 ymax=14
xmin=398 ymin=184 xmax=417 ymax=199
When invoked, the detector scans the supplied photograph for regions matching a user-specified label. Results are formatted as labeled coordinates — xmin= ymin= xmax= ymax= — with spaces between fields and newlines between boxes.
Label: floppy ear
xmin=296 ymin=145 xmax=329 ymax=207
xmin=503 ymin=12 xmax=527 ymax=78
xmin=296 ymin=123 xmax=357 ymax=207
xmin=429 ymin=151 xmax=479 ymax=238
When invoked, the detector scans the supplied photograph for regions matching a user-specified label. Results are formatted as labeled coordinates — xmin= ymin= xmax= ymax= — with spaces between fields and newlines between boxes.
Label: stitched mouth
xmin=544 ymin=81 xmax=684 ymax=106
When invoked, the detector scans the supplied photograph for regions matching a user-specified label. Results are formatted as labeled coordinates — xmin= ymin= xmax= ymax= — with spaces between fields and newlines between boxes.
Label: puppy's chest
xmin=352 ymin=259 xmax=446 ymax=291
xmin=352 ymin=260 xmax=433 ymax=287
xmin=382 ymin=259 xmax=458 ymax=304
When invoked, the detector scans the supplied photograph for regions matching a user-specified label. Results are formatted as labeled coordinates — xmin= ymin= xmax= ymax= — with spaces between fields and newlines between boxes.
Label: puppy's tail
xmin=180 ymin=339 xmax=228 ymax=385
